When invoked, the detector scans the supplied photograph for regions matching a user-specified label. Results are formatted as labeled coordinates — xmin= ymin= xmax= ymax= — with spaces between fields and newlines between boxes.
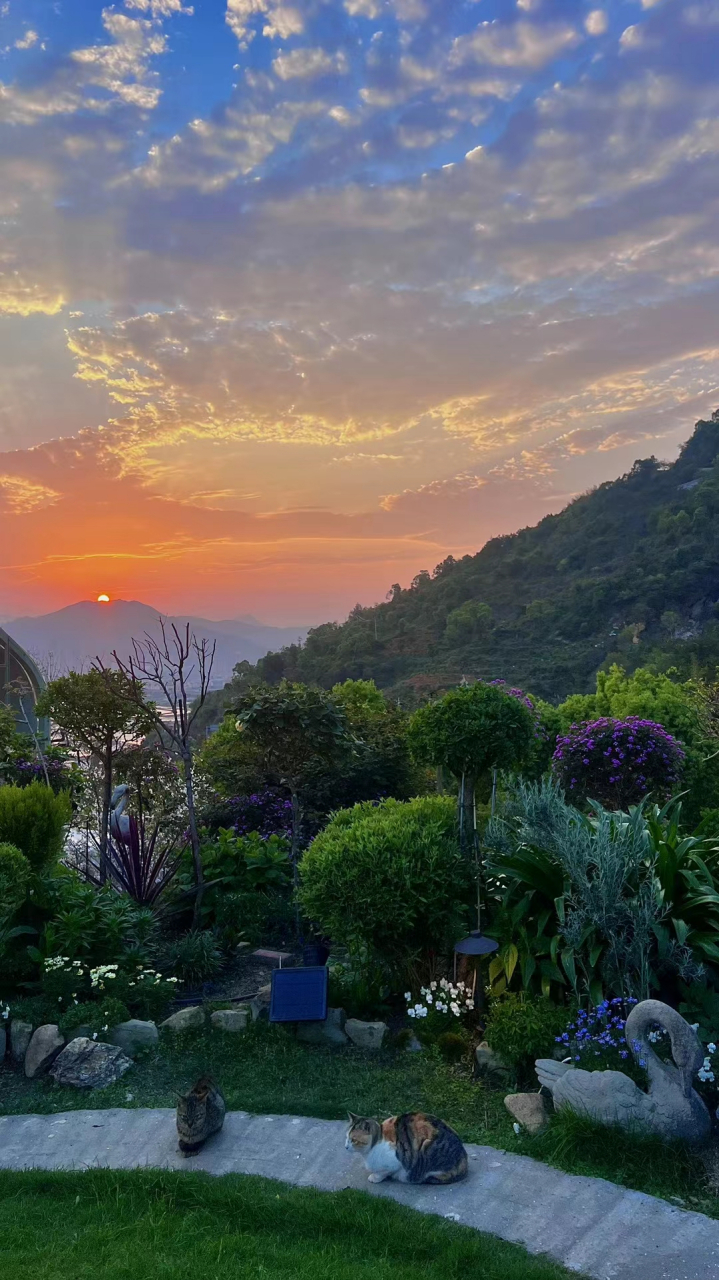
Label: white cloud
xmin=0 ymin=5 xmax=181 ymax=122
xmin=585 ymin=10 xmax=608 ymax=37
xmin=344 ymin=0 xmax=380 ymax=14
xmin=14 ymin=29 xmax=39 ymax=50
xmin=273 ymin=47 xmax=348 ymax=80
xmin=225 ymin=0 xmax=304 ymax=45
xmin=451 ymin=20 xmax=581 ymax=71
xmin=619 ymin=24 xmax=644 ymax=49
xmin=125 ymin=0 xmax=194 ymax=14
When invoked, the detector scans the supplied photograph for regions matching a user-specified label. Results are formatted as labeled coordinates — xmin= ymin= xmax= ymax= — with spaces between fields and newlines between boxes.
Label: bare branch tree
xmin=95 ymin=621 xmax=216 ymax=927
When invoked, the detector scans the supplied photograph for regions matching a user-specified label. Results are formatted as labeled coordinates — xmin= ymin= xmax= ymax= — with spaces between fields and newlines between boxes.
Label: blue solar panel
xmin=270 ymin=966 xmax=329 ymax=1023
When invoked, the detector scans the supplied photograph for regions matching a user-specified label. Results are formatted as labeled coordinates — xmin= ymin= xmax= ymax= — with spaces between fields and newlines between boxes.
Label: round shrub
xmin=552 ymin=717 xmax=684 ymax=810
xmin=299 ymin=796 xmax=471 ymax=983
xmin=0 ymin=842 xmax=31 ymax=911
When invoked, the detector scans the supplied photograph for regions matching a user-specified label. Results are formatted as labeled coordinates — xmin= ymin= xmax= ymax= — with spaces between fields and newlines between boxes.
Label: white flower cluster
xmin=127 ymin=967 xmax=178 ymax=988
xmin=44 ymin=956 xmax=84 ymax=974
xmin=90 ymin=964 xmax=119 ymax=990
xmin=405 ymin=978 xmax=475 ymax=1019
xmin=698 ymin=1042 xmax=717 ymax=1085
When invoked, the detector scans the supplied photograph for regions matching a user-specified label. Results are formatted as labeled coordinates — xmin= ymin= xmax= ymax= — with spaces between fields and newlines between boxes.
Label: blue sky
xmin=1 ymin=0 xmax=718 ymax=621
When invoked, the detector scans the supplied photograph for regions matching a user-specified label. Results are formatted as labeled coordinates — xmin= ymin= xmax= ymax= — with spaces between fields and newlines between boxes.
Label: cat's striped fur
xmin=345 ymin=1111 xmax=468 ymax=1184
xmin=176 ymin=1075 xmax=226 ymax=1156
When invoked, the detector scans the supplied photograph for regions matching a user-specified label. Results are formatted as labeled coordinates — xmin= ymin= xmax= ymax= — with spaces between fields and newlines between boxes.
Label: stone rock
xmin=505 ymin=1092 xmax=549 ymax=1135
xmin=475 ymin=1040 xmax=512 ymax=1083
xmin=160 ymin=1006 xmax=205 ymax=1032
xmin=50 ymin=1038 xmax=132 ymax=1089
xmin=297 ymin=1007 xmax=348 ymax=1046
xmin=345 ymin=1019 xmax=387 ymax=1051
xmin=25 ymin=1025 xmax=65 ymax=1079
xmin=10 ymin=1020 xmax=33 ymax=1064
xmin=109 ymin=1019 xmax=159 ymax=1056
xmin=250 ymin=984 xmax=272 ymax=1022
xmin=0 ymin=1025 xmax=6 ymax=1061
xmin=211 ymin=1008 xmax=249 ymax=1033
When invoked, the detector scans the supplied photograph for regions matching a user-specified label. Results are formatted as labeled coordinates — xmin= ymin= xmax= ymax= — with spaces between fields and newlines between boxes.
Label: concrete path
xmin=0 ymin=1109 xmax=717 ymax=1280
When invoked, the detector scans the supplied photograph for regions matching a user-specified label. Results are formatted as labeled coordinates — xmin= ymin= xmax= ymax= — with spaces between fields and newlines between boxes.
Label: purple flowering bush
xmin=552 ymin=717 xmax=684 ymax=809
xmin=201 ymin=786 xmax=293 ymax=841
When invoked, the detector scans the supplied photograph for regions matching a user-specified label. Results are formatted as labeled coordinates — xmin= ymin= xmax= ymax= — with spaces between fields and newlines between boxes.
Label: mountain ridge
xmin=246 ymin=413 xmax=719 ymax=704
xmin=3 ymin=599 xmax=307 ymax=689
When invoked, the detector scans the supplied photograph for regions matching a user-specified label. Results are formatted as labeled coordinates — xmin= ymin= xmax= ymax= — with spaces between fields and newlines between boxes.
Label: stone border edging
xmin=0 ymin=1108 xmax=717 ymax=1280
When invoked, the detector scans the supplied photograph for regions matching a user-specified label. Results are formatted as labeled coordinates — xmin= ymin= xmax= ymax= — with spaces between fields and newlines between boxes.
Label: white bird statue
xmin=109 ymin=783 xmax=132 ymax=844
xmin=536 ymin=999 xmax=711 ymax=1145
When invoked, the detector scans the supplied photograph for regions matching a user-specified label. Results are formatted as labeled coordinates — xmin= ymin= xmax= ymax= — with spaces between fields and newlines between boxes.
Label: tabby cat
xmin=176 ymin=1076 xmax=226 ymax=1156
xmin=345 ymin=1111 xmax=468 ymax=1184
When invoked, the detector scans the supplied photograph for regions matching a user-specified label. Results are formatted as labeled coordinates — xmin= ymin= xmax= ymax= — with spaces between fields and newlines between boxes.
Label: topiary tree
xmin=407 ymin=682 xmax=536 ymax=842
xmin=0 ymin=782 xmax=72 ymax=871
xmin=299 ymin=796 xmax=471 ymax=984
xmin=552 ymin=717 xmax=685 ymax=810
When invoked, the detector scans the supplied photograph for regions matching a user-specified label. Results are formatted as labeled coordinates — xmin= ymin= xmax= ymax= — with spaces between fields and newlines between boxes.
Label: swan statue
xmin=535 ymin=999 xmax=711 ymax=1145
xmin=109 ymin=783 xmax=132 ymax=844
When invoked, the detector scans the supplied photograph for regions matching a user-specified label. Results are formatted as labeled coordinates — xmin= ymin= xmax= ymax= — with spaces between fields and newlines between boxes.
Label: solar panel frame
xmin=269 ymin=965 xmax=329 ymax=1023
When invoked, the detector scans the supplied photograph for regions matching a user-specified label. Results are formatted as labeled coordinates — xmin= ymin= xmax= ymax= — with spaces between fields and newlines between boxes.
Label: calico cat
xmin=345 ymin=1111 xmax=468 ymax=1184
xmin=176 ymin=1076 xmax=226 ymax=1156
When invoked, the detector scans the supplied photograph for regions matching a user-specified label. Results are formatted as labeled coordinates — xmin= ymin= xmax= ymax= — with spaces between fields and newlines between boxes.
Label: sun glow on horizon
xmin=97 ymin=593 xmax=110 ymax=603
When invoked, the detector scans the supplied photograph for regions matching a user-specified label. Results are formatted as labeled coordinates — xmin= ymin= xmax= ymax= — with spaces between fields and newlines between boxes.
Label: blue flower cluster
xmin=556 ymin=997 xmax=639 ymax=1064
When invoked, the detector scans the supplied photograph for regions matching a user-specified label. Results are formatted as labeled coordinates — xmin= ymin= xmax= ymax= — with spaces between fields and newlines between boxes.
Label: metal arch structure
xmin=0 ymin=627 xmax=49 ymax=740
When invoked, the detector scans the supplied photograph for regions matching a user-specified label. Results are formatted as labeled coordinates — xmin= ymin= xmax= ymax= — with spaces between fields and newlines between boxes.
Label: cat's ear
xmin=347 ymin=1111 xmax=359 ymax=1124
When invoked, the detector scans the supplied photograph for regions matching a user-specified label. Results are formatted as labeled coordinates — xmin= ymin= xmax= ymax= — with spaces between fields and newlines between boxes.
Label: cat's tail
xmin=424 ymin=1151 xmax=469 ymax=1184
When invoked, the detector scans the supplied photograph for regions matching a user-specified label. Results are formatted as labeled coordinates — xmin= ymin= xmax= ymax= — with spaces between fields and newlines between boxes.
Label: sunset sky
xmin=1 ymin=0 xmax=718 ymax=624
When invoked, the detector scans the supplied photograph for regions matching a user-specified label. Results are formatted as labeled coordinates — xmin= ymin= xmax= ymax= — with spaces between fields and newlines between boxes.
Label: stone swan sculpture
xmin=109 ymin=783 xmax=132 ymax=844
xmin=536 ymin=999 xmax=711 ymax=1145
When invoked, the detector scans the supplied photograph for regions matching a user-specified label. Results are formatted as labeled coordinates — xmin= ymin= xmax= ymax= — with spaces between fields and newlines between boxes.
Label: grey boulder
xmin=160 ymin=1006 xmax=204 ymax=1032
xmin=25 ymin=1025 xmax=65 ymax=1079
xmin=211 ymin=1008 xmax=249 ymax=1033
xmin=50 ymin=1038 xmax=132 ymax=1089
xmin=297 ymin=1007 xmax=348 ymax=1046
xmin=505 ymin=1092 xmax=549 ymax=1135
xmin=109 ymin=1019 xmax=159 ymax=1056
xmin=345 ymin=1019 xmax=388 ymax=1051
xmin=10 ymin=1020 xmax=33 ymax=1064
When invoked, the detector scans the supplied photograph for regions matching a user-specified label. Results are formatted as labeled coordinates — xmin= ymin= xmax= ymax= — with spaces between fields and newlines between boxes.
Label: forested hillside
xmin=235 ymin=413 xmax=719 ymax=706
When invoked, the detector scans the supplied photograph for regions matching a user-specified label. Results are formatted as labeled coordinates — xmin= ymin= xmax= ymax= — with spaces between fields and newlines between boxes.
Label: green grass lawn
xmin=0 ymin=1167 xmax=580 ymax=1280
xmin=1 ymin=1021 xmax=716 ymax=1215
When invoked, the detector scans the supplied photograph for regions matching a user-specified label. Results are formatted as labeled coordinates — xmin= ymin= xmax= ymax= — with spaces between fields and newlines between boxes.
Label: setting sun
xmin=97 ymin=594 xmax=110 ymax=603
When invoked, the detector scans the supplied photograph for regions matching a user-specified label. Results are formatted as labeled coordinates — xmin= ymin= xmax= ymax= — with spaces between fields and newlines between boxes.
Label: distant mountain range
xmin=3 ymin=599 xmax=307 ymax=691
